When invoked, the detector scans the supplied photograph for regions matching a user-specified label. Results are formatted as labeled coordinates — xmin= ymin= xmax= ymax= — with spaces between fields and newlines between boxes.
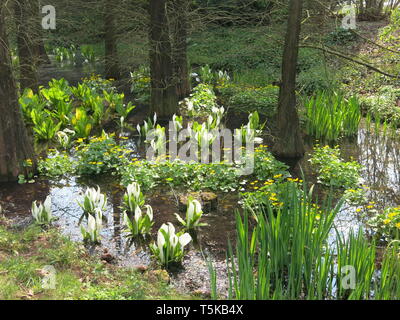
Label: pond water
xmin=1 ymin=125 xmax=399 ymax=296
xmin=1 ymin=62 xmax=399 ymax=296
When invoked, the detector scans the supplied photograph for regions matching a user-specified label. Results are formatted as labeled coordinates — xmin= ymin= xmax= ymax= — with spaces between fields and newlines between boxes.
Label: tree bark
xmin=104 ymin=0 xmax=120 ymax=79
xmin=149 ymin=0 xmax=179 ymax=119
xmin=169 ymin=0 xmax=190 ymax=100
xmin=272 ymin=0 xmax=305 ymax=160
xmin=0 ymin=1 xmax=35 ymax=182
xmin=14 ymin=0 xmax=39 ymax=93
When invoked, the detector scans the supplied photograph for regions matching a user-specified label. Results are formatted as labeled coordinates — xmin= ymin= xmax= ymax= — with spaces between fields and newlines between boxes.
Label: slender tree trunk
xmin=149 ymin=0 xmax=179 ymax=119
xmin=105 ymin=0 xmax=120 ymax=79
xmin=0 ymin=1 xmax=35 ymax=182
xmin=14 ymin=0 xmax=39 ymax=93
xmin=36 ymin=0 xmax=50 ymax=65
xmin=170 ymin=0 xmax=190 ymax=100
xmin=272 ymin=0 xmax=305 ymax=159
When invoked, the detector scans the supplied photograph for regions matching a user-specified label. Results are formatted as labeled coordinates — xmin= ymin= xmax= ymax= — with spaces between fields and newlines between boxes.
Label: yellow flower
xmin=383 ymin=219 xmax=391 ymax=225
xmin=273 ymin=174 xmax=283 ymax=179
xmin=388 ymin=212 xmax=399 ymax=219
xmin=396 ymin=223 xmax=400 ymax=229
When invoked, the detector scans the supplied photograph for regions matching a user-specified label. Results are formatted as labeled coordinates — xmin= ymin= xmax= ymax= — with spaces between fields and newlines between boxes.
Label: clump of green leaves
xmin=175 ymin=197 xmax=207 ymax=230
xmin=75 ymin=133 xmax=131 ymax=176
xmin=150 ymin=223 xmax=192 ymax=267
xmin=304 ymin=91 xmax=361 ymax=141
xmin=38 ymin=150 xmax=75 ymax=178
xmin=77 ymin=187 xmax=107 ymax=216
xmin=122 ymin=182 xmax=154 ymax=238
xmin=218 ymin=84 xmax=278 ymax=117
xmin=80 ymin=209 xmax=103 ymax=244
xmin=325 ymin=28 xmax=357 ymax=45
xmin=31 ymin=196 xmax=54 ymax=226
xmin=123 ymin=205 xmax=154 ymax=238
xmin=309 ymin=145 xmax=362 ymax=189
xmin=368 ymin=206 xmax=400 ymax=242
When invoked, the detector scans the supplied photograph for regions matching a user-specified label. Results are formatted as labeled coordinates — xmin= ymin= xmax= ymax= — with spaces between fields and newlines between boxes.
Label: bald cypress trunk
xmin=272 ymin=0 xmax=305 ymax=159
xmin=14 ymin=0 xmax=39 ymax=93
xmin=149 ymin=0 xmax=178 ymax=119
xmin=104 ymin=0 xmax=120 ymax=79
xmin=170 ymin=0 xmax=190 ymax=100
xmin=0 ymin=1 xmax=35 ymax=182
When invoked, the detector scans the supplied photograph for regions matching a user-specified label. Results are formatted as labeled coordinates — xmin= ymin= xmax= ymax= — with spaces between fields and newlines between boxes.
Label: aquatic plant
xmin=150 ymin=223 xmax=192 ymax=266
xmin=77 ymin=186 xmax=107 ymax=215
xmin=80 ymin=209 xmax=103 ymax=244
xmin=309 ymin=145 xmax=362 ymax=189
xmin=368 ymin=206 xmax=400 ymax=241
xmin=175 ymin=197 xmax=207 ymax=230
xmin=304 ymin=91 xmax=361 ymax=141
xmin=137 ymin=113 xmax=157 ymax=137
xmin=221 ymin=184 xmax=340 ymax=300
xmin=32 ymin=196 xmax=53 ymax=225
xmin=122 ymin=205 xmax=154 ymax=237
xmin=75 ymin=133 xmax=131 ymax=176
xmin=56 ymin=129 xmax=75 ymax=149
xmin=71 ymin=107 xmax=93 ymax=138
xmin=123 ymin=182 xmax=145 ymax=213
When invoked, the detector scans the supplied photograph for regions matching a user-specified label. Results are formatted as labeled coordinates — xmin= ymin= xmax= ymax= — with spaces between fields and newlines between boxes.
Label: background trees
xmin=149 ymin=0 xmax=178 ymax=119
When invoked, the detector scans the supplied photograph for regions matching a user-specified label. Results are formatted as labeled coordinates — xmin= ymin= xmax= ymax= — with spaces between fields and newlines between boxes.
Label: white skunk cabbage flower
xmin=32 ymin=196 xmax=53 ymax=225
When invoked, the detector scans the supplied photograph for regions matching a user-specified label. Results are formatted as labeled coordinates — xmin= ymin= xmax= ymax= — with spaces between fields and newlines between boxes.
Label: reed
xmin=304 ymin=91 xmax=361 ymax=141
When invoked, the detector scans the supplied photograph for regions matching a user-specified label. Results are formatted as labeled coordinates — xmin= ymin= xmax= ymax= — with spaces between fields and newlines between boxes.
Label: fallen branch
xmin=300 ymin=44 xmax=400 ymax=79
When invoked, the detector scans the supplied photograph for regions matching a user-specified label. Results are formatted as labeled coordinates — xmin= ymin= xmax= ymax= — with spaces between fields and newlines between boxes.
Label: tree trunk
xmin=104 ymin=0 xmax=120 ymax=79
xmin=14 ymin=0 xmax=39 ymax=93
xmin=272 ymin=0 xmax=305 ymax=160
xmin=0 ymin=1 xmax=35 ymax=182
xmin=169 ymin=0 xmax=190 ymax=100
xmin=149 ymin=0 xmax=179 ymax=119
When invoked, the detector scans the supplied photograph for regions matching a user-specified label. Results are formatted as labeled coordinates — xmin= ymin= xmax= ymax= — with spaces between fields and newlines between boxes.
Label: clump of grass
xmin=213 ymin=183 xmax=400 ymax=300
xmin=304 ymin=91 xmax=361 ymax=142
xmin=0 ymin=223 xmax=187 ymax=300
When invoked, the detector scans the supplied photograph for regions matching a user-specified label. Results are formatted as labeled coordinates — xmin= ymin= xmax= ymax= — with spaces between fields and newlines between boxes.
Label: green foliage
xmin=31 ymin=196 xmax=54 ymax=226
xmin=309 ymin=145 xmax=362 ymax=189
xmin=224 ymin=184 xmax=341 ymax=300
xmin=335 ymin=230 xmax=375 ymax=300
xmin=150 ymin=223 xmax=192 ymax=267
xmin=123 ymin=205 xmax=154 ymax=238
xmin=80 ymin=212 xmax=103 ymax=244
xmin=368 ymin=206 xmax=400 ymax=242
xmin=19 ymin=76 xmax=132 ymax=142
xmin=253 ymin=145 xmax=290 ymax=181
xmin=304 ymin=91 xmax=361 ymax=141
xmin=175 ymin=197 xmax=207 ymax=230
xmin=182 ymin=84 xmax=218 ymax=117
xmin=360 ymin=86 xmax=400 ymax=125
xmin=38 ymin=150 xmax=75 ymax=178
xmin=130 ymin=66 xmax=151 ymax=105
xmin=211 ymin=184 xmax=400 ymax=300
xmin=219 ymin=84 xmax=278 ymax=117
xmin=75 ymin=133 xmax=131 ymax=176
xmin=121 ymin=159 xmax=240 ymax=193
xmin=325 ymin=28 xmax=357 ymax=45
